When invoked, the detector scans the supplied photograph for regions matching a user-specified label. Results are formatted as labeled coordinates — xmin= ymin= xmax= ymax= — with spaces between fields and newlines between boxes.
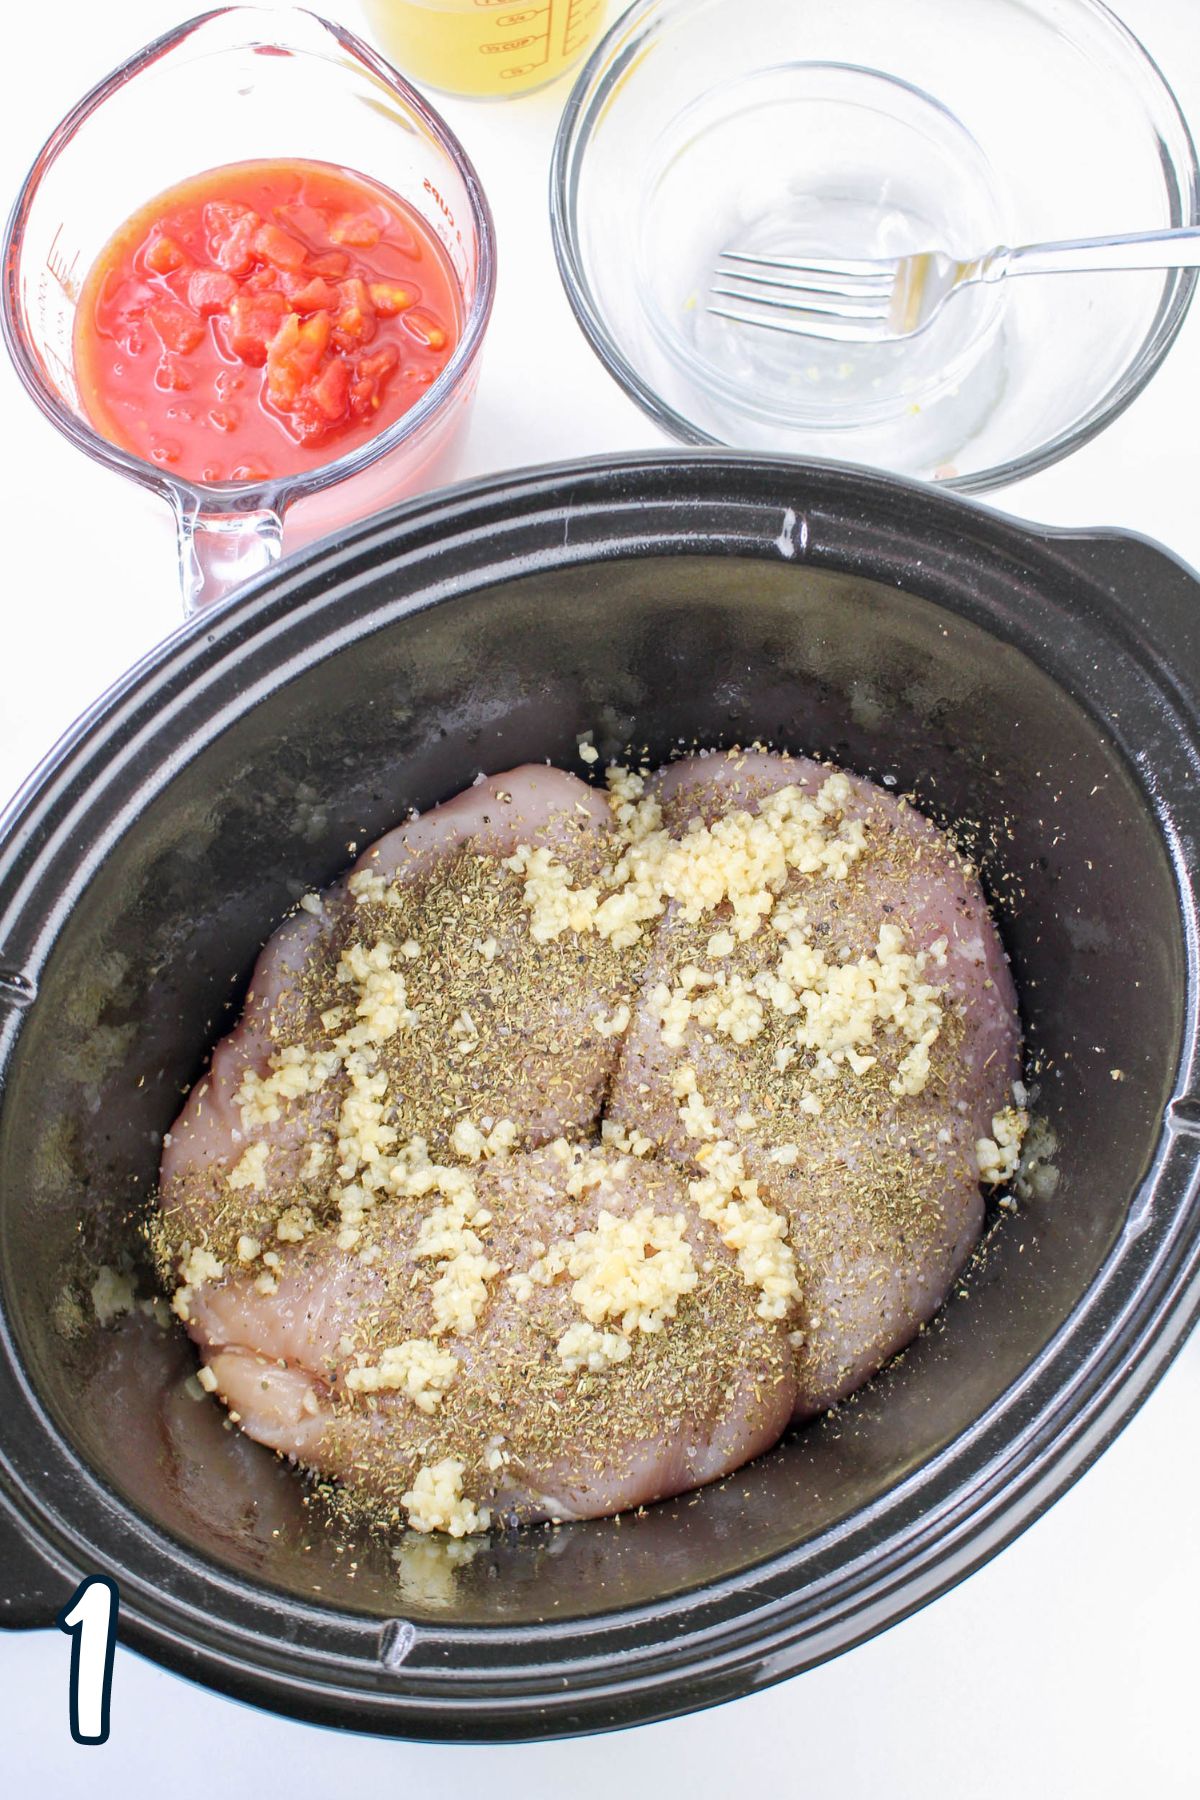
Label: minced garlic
xmin=275 ymin=1204 xmax=314 ymax=1243
xmin=976 ymin=1105 xmax=1029 ymax=1185
xmin=593 ymin=1002 xmax=632 ymax=1039
xmin=336 ymin=940 xmax=419 ymax=1045
xmin=450 ymin=1116 xmax=518 ymax=1162
xmin=179 ymin=1246 xmax=224 ymax=1287
xmin=347 ymin=868 xmax=388 ymax=906
xmin=90 ymin=1265 xmax=135 ymax=1327
xmin=401 ymin=1458 xmax=490 ymax=1536
xmin=237 ymin=1045 xmax=338 ymax=1130
xmin=532 ymin=1206 xmax=698 ymax=1336
xmin=507 ymin=770 xmax=867 ymax=952
xmin=502 ymin=843 xmax=601 ymax=944
xmin=672 ymin=1063 xmax=720 ymax=1140
xmin=599 ymin=1119 xmax=655 ymax=1158
xmin=345 ymin=1337 xmax=459 ymax=1410
xmin=406 ymin=1163 xmax=500 ymax=1337
xmin=651 ymin=918 xmax=947 ymax=1100
xmin=556 ymin=1320 xmax=633 ymax=1373
xmin=228 ymin=1141 xmax=271 ymax=1192
xmin=670 ymin=1064 xmax=801 ymax=1321
xmin=235 ymin=939 xmax=417 ymax=1139
xmin=689 ymin=1140 xmax=801 ymax=1321
xmin=302 ymin=1142 xmax=330 ymax=1180
xmin=171 ymin=1243 xmax=227 ymax=1321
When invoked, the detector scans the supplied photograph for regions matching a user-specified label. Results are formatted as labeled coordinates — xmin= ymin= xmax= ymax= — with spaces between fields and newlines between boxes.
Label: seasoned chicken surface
xmin=185 ymin=1144 xmax=796 ymax=1528
xmin=607 ymin=752 xmax=1021 ymax=1414
xmin=156 ymin=750 xmax=1024 ymax=1534
xmin=159 ymin=765 xmax=633 ymax=1266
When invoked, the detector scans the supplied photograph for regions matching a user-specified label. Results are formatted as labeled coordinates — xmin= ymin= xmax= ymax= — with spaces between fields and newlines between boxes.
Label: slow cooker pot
xmin=1 ymin=455 xmax=1198 ymax=1739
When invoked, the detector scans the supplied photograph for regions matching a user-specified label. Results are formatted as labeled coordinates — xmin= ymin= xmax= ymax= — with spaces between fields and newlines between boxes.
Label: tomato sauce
xmin=73 ymin=159 xmax=461 ymax=485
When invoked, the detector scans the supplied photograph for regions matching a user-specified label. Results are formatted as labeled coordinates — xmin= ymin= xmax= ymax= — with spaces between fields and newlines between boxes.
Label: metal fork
xmin=709 ymin=226 xmax=1200 ymax=345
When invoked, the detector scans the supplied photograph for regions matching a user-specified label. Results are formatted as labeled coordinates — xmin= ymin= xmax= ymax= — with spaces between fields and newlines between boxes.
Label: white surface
xmin=1 ymin=1 xmax=1197 ymax=1791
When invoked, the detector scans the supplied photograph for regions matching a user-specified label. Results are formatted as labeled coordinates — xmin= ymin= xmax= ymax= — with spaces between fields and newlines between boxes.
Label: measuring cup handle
xmin=173 ymin=501 xmax=285 ymax=614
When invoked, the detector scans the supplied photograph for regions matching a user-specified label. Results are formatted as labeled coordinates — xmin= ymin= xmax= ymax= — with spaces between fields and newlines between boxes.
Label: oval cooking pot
xmin=0 ymin=454 xmax=1198 ymax=1739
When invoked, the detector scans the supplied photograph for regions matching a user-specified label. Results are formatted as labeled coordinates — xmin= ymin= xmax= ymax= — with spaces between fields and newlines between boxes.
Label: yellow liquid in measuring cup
xmin=363 ymin=0 xmax=607 ymax=97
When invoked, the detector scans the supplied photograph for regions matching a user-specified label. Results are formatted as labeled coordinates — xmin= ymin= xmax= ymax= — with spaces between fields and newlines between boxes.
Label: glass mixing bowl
xmin=550 ymin=0 xmax=1199 ymax=491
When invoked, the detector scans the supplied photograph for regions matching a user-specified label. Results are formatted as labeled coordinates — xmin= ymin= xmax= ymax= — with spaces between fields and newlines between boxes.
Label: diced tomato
xmin=288 ymin=276 xmax=341 ymax=315
xmin=144 ymin=234 xmax=188 ymax=275
xmin=265 ymin=310 xmax=332 ymax=409
xmin=298 ymin=310 xmax=332 ymax=363
xmin=243 ymin=264 xmax=281 ymax=294
xmin=309 ymin=357 xmax=351 ymax=421
xmin=276 ymin=203 xmax=330 ymax=242
xmin=369 ymin=282 xmax=414 ymax=317
xmin=75 ymin=160 xmax=460 ymax=481
xmin=341 ymin=276 xmax=373 ymax=312
xmin=348 ymin=343 xmax=401 ymax=419
xmin=154 ymin=356 xmax=192 ymax=392
xmin=335 ymin=309 xmax=374 ymax=349
xmin=284 ymin=395 xmax=332 ymax=444
xmin=205 ymin=202 xmax=261 ymax=275
xmin=333 ymin=280 xmax=377 ymax=349
xmin=358 ymin=344 xmax=400 ymax=381
xmin=402 ymin=309 xmax=447 ymax=350
xmin=309 ymin=250 xmax=350 ymax=279
xmin=187 ymin=269 xmax=237 ymax=315
xmin=226 ymin=289 xmax=289 ymax=365
xmin=330 ymin=213 xmax=382 ymax=247
xmin=252 ymin=222 xmax=308 ymax=272
xmin=147 ymin=299 xmax=205 ymax=354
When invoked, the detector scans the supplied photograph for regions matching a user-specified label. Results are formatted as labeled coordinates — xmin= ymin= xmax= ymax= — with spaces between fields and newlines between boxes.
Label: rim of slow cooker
xmin=1 ymin=453 xmax=1199 ymax=1738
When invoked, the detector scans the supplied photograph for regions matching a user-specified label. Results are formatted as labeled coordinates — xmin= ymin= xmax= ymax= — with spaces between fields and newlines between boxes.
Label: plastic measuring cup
xmin=1 ymin=6 xmax=496 ymax=614
xmin=361 ymin=0 xmax=608 ymax=97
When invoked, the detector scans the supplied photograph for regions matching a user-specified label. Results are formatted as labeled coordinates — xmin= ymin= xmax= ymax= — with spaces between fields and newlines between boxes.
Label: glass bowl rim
xmin=549 ymin=0 xmax=1200 ymax=496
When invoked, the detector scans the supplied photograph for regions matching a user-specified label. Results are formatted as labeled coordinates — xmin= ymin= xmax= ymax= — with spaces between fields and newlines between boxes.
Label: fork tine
xmin=714 ymin=269 xmax=892 ymax=313
xmin=721 ymin=248 xmax=894 ymax=281
xmin=707 ymin=303 xmax=886 ymax=344
xmin=711 ymin=284 xmax=891 ymax=322
xmin=716 ymin=263 xmax=893 ymax=301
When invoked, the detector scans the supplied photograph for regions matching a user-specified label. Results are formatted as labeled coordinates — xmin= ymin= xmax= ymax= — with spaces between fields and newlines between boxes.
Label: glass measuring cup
xmin=2 ymin=6 xmax=496 ymax=613
xmin=360 ymin=0 xmax=608 ymax=98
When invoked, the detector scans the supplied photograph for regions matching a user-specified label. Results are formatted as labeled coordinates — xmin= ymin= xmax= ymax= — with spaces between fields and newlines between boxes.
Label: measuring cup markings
xmin=423 ymin=177 xmax=459 ymax=236
xmin=363 ymin=0 xmax=605 ymax=96
xmin=32 ymin=269 xmax=77 ymax=398
xmin=563 ymin=0 xmax=603 ymax=55
xmin=46 ymin=226 xmax=81 ymax=302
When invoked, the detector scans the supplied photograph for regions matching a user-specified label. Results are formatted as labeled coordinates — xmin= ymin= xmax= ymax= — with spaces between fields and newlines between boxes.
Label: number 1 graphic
xmin=57 ymin=1577 xmax=118 ymax=1744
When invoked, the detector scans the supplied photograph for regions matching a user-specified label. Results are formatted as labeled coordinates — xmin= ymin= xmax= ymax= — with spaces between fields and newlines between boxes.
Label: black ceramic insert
xmin=0 ymin=454 xmax=1197 ymax=1738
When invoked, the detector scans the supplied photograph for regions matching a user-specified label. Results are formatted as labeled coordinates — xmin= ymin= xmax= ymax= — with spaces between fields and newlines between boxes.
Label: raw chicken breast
xmin=608 ymin=750 xmax=1021 ymax=1416
xmin=156 ymin=746 xmax=1025 ymax=1534
xmin=158 ymin=765 xmax=633 ymax=1273
xmin=183 ymin=1144 xmax=797 ymax=1527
